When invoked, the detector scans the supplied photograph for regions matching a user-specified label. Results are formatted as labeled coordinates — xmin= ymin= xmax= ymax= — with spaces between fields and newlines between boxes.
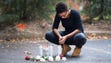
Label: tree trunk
xmin=99 ymin=0 xmax=104 ymax=20
xmin=21 ymin=0 xmax=27 ymax=20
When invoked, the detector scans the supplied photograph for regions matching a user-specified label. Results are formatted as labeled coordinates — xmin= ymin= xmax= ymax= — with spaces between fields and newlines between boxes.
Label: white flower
xmin=35 ymin=55 xmax=41 ymax=60
xmin=48 ymin=56 xmax=54 ymax=61
xmin=43 ymin=56 xmax=48 ymax=60
xmin=55 ymin=55 xmax=61 ymax=61
xmin=62 ymin=57 xmax=67 ymax=61
xmin=30 ymin=56 xmax=35 ymax=61
xmin=24 ymin=51 xmax=31 ymax=55
xmin=40 ymin=58 xmax=46 ymax=62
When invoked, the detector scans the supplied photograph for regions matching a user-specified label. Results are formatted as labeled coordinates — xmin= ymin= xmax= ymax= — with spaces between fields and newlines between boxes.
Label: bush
xmin=0 ymin=0 xmax=65 ymax=26
xmin=83 ymin=0 xmax=111 ymax=20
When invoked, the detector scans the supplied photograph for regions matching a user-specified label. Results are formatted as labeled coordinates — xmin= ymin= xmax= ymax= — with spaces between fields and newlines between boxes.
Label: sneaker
xmin=72 ymin=47 xmax=81 ymax=57
xmin=61 ymin=44 xmax=71 ymax=56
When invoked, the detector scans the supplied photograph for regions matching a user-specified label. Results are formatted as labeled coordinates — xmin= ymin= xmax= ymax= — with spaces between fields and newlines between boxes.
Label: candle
xmin=39 ymin=45 xmax=43 ymax=56
xmin=43 ymin=45 xmax=49 ymax=56
xmin=49 ymin=45 xmax=53 ymax=56
xmin=57 ymin=46 xmax=61 ymax=55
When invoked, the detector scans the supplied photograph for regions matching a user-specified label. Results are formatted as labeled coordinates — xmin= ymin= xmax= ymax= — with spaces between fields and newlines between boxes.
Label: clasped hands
xmin=59 ymin=36 xmax=68 ymax=44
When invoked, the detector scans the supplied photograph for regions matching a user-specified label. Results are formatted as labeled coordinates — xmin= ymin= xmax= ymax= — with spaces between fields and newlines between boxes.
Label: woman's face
xmin=59 ymin=11 xmax=67 ymax=18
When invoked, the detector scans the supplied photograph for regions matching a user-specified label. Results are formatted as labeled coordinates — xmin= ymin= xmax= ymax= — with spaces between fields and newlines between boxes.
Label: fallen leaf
xmin=103 ymin=36 xmax=108 ymax=39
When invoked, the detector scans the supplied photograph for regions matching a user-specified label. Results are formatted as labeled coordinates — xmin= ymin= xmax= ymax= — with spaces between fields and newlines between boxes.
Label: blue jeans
xmin=45 ymin=31 xmax=86 ymax=48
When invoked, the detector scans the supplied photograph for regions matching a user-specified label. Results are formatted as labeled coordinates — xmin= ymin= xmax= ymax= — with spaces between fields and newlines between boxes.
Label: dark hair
xmin=56 ymin=2 xmax=68 ymax=14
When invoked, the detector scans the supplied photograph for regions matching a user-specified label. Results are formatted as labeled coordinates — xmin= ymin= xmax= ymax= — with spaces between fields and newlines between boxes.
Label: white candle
xmin=49 ymin=45 xmax=53 ymax=56
xmin=39 ymin=45 xmax=43 ymax=56
xmin=57 ymin=46 xmax=61 ymax=55
xmin=44 ymin=46 xmax=49 ymax=56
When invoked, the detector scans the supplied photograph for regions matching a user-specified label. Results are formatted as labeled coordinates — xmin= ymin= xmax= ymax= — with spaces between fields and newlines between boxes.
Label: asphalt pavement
xmin=0 ymin=39 xmax=111 ymax=63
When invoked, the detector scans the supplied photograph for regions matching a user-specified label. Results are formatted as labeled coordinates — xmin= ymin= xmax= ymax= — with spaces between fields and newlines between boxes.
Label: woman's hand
xmin=59 ymin=36 xmax=63 ymax=41
xmin=59 ymin=36 xmax=67 ymax=44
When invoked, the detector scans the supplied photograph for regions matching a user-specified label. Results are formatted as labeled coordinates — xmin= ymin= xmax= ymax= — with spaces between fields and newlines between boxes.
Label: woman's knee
xmin=45 ymin=31 xmax=59 ymax=45
xmin=45 ymin=32 xmax=52 ymax=40
xmin=74 ymin=33 xmax=87 ymax=46
xmin=80 ymin=37 xmax=86 ymax=45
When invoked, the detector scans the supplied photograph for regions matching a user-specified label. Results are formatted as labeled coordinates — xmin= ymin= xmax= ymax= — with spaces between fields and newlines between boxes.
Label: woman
xmin=45 ymin=2 xmax=86 ymax=57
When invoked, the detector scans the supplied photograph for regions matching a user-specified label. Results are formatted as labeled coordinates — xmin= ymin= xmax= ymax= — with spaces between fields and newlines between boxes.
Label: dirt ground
xmin=0 ymin=20 xmax=111 ymax=42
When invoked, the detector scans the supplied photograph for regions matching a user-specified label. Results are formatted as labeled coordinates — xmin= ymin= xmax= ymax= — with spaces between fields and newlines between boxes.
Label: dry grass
xmin=0 ymin=20 xmax=111 ymax=42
